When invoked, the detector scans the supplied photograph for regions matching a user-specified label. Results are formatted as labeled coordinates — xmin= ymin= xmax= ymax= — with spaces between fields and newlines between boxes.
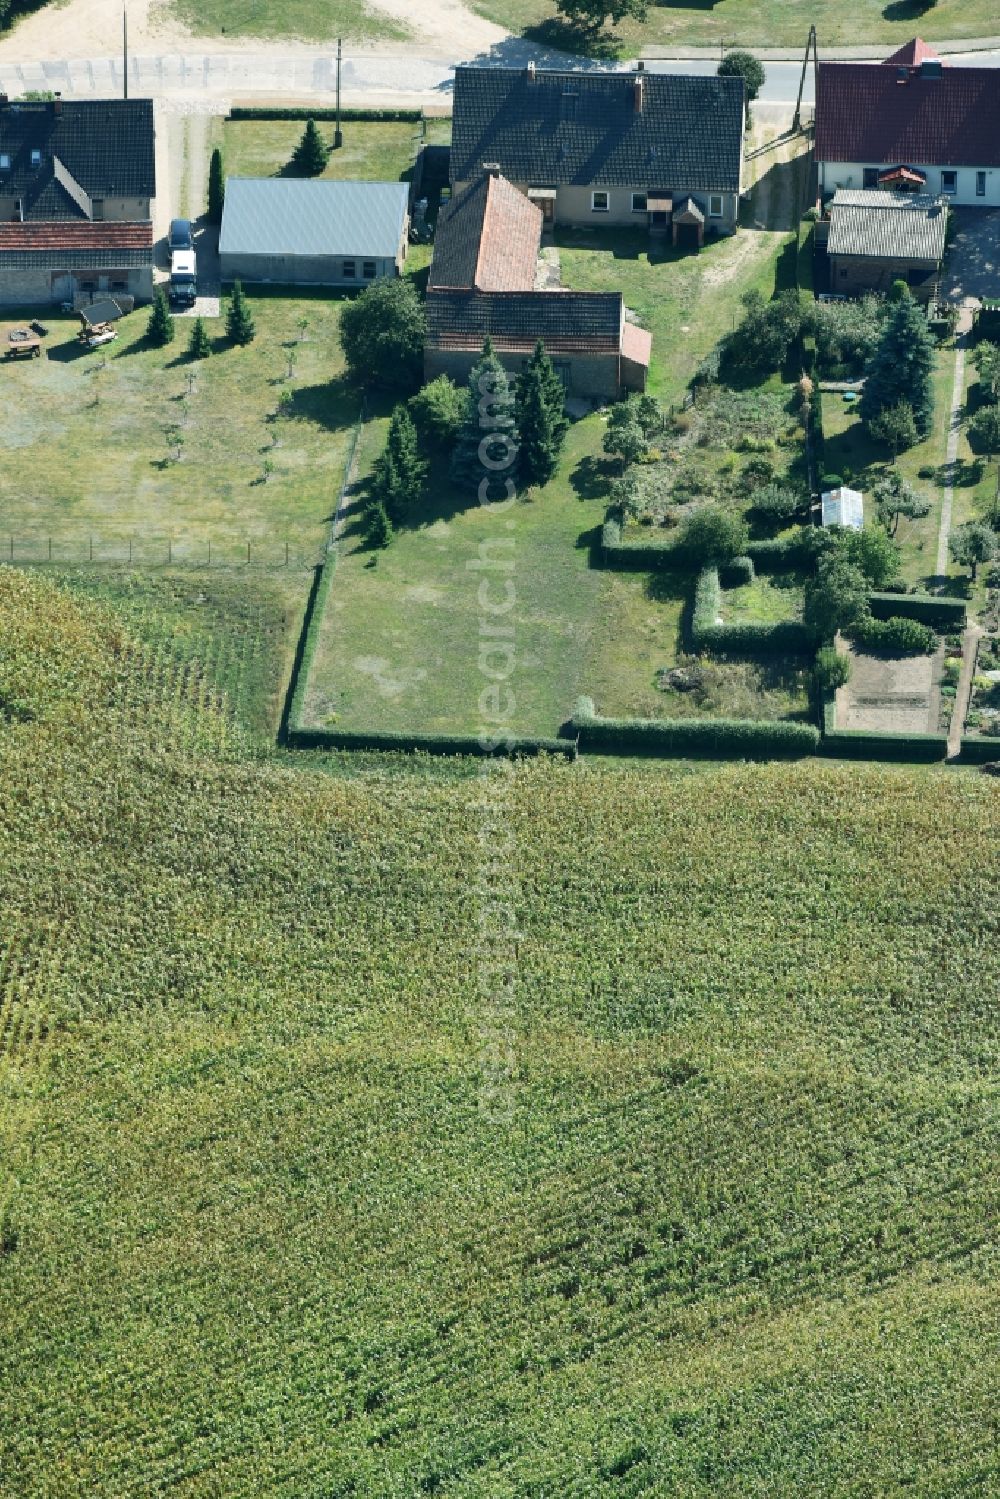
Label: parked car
xmin=169 ymin=249 xmax=197 ymax=307
xmin=169 ymin=218 xmax=194 ymax=251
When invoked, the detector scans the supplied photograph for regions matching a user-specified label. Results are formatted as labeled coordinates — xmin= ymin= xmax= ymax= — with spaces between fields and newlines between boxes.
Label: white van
xmin=169 ymin=249 xmax=197 ymax=306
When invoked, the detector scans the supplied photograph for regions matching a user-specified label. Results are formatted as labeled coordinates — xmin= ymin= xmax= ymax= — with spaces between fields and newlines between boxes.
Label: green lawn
xmin=724 ymin=575 xmax=803 ymax=624
xmin=170 ymin=0 xmax=406 ymax=43
xmin=557 ymin=225 xmax=795 ymax=407
xmin=2 ymin=566 xmax=997 ymax=1497
xmin=472 ymin=0 xmax=1000 ymax=51
xmin=0 ymin=297 xmax=356 ymax=563
xmin=221 ymin=119 xmax=426 ymax=185
xmin=300 ymin=416 xmax=609 ymax=738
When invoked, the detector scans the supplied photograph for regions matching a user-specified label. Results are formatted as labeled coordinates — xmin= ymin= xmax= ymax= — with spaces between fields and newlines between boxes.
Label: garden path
xmin=936 ymin=334 xmax=970 ymax=577
xmin=948 ymin=621 xmax=984 ymax=758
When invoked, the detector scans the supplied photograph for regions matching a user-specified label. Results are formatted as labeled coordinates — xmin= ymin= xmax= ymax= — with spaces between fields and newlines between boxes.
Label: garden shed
xmin=822 ymin=486 xmax=865 ymax=530
xmin=219 ymin=178 xmax=410 ymax=288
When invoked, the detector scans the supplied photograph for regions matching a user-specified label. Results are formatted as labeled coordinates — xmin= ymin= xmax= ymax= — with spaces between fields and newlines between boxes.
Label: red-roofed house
xmin=815 ymin=40 xmax=1000 ymax=207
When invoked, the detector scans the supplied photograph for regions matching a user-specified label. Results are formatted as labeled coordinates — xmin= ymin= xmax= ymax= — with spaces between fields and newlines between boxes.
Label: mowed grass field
xmin=472 ymin=0 xmax=1000 ymax=50
xmin=1 ymin=567 xmax=998 ymax=1496
xmin=0 ymin=297 xmax=356 ymax=564
xmin=221 ymin=118 xmax=426 ymax=185
xmin=171 ymin=0 xmax=407 ymax=43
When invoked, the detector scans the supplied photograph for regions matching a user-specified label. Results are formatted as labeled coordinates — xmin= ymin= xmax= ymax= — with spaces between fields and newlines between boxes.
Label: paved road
xmin=2 ymin=44 xmax=1000 ymax=107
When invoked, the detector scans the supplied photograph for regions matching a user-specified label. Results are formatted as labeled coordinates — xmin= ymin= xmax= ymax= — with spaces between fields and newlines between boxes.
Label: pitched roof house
xmin=450 ymin=64 xmax=744 ymax=242
xmin=815 ymin=40 xmax=1000 ymax=205
xmin=425 ymin=168 xmax=651 ymax=398
xmin=219 ymin=178 xmax=410 ymax=287
xmin=0 ymin=95 xmax=155 ymax=307
xmin=825 ymin=188 xmax=947 ymax=300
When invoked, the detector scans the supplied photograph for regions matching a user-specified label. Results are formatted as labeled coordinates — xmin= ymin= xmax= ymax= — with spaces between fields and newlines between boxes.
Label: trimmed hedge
xmin=852 ymin=615 xmax=937 ymax=656
xmin=572 ymin=697 xmax=819 ymax=760
xmin=229 ymin=106 xmax=424 ymax=122
xmin=288 ymin=726 xmax=577 ymax=757
xmin=719 ymin=554 xmax=754 ymax=588
xmin=820 ymin=695 xmax=948 ymax=762
xmin=744 ymin=532 xmax=811 ymax=572
xmin=690 ymin=567 xmax=813 ymax=658
xmin=868 ymin=591 xmax=966 ymax=629
xmin=958 ymin=734 xmax=1000 ymax=765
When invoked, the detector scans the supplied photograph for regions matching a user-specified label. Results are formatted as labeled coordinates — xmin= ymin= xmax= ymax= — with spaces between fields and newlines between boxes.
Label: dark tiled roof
xmin=426 ymin=288 xmax=624 ymax=354
xmin=0 ymin=247 xmax=152 ymax=268
xmin=429 ymin=173 xmax=541 ymax=291
xmin=450 ymin=66 xmax=744 ymax=193
xmin=0 ymin=99 xmax=155 ymax=211
xmin=815 ymin=58 xmax=1000 ymax=167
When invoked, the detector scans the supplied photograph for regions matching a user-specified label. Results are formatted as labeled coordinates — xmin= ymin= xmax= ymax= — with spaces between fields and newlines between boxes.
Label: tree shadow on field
xmin=882 ymin=0 xmax=934 ymax=18
xmin=571 ymin=453 xmax=615 ymax=501
xmin=286 ymin=376 xmax=360 ymax=433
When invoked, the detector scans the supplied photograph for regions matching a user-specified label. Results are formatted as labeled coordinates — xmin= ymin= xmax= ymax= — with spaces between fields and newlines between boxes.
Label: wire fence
xmin=1 ymin=535 xmax=320 ymax=569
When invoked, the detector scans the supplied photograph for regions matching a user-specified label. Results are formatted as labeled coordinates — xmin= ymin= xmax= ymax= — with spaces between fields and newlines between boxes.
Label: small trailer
xmin=4 ymin=327 xmax=41 ymax=360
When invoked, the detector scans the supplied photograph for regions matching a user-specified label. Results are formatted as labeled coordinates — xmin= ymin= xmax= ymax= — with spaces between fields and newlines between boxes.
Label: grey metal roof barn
xmin=827 ymin=189 xmax=948 ymax=262
xmin=219 ymin=178 xmax=410 ymax=260
xmin=450 ymin=65 xmax=744 ymax=194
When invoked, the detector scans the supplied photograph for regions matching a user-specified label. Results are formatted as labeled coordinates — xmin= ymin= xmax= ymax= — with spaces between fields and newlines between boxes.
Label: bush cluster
xmin=852 ymin=616 xmax=937 ymax=656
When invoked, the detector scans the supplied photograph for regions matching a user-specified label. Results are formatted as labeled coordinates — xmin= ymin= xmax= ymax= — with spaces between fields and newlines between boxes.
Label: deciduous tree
xmin=949 ymin=520 xmax=997 ymax=581
xmin=718 ymin=50 xmax=765 ymax=123
xmin=555 ymin=0 xmax=647 ymax=34
xmin=340 ymin=278 xmax=426 ymax=393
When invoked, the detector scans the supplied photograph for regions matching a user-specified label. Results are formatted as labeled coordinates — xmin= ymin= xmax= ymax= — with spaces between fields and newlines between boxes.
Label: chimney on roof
xmin=484 ymin=161 xmax=501 ymax=178
xmin=0 ymin=93 xmax=8 ymax=111
xmin=637 ymin=59 xmax=645 ymax=71
xmin=53 ymin=91 xmax=62 ymax=114
xmin=526 ymin=61 xmax=536 ymax=83
xmin=896 ymin=66 xmax=909 ymax=84
xmin=634 ymin=74 xmax=645 ymax=113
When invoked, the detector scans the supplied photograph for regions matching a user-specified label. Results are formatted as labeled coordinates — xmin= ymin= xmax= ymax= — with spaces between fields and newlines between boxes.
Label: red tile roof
xmin=0 ymin=220 xmax=153 ymax=250
xmin=475 ymin=173 xmax=542 ymax=291
xmin=816 ymin=57 xmax=1000 ymax=168
xmin=882 ymin=38 xmax=941 ymax=68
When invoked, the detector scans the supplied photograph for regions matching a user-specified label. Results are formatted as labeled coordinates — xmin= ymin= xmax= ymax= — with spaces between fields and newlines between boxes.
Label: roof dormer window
xmin=0 ymin=153 xmax=9 ymax=171
xmin=30 ymin=148 xmax=41 ymax=167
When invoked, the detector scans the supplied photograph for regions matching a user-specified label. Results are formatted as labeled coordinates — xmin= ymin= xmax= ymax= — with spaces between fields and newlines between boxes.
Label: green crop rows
xmin=1 ymin=568 xmax=998 ymax=1496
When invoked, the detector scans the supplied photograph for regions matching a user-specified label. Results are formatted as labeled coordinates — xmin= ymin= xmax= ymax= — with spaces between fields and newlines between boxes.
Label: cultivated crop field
xmin=1 ymin=568 xmax=998 ymax=1496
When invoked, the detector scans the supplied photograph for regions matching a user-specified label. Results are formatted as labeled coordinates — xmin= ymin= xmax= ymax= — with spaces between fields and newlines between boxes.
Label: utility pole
xmin=334 ymin=38 xmax=343 ymax=150
xmin=793 ymin=25 xmax=817 ymax=133
xmin=123 ymin=8 xmax=128 ymax=100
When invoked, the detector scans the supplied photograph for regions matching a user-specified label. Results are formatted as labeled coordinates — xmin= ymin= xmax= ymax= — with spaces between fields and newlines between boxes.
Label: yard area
xmin=172 ymin=0 xmax=406 ymax=43
xmin=0 ymin=297 xmax=357 ymax=563
xmin=220 ymin=118 xmax=428 ymax=186
xmin=299 ymin=417 xmax=609 ymax=739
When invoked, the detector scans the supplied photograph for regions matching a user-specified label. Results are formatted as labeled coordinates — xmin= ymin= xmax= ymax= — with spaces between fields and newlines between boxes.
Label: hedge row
xmin=719 ymin=554 xmax=754 ymax=588
xmin=868 ymin=591 xmax=967 ymax=630
xmin=957 ymin=734 xmax=1000 ymax=765
xmin=820 ymin=696 xmax=948 ymax=762
xmin=744 ymin=532 xmax=811 ymax=572
xmin=229 ymin=106 xmax=424 ymax=122
xmin=288 ymin=726 xmax=576 ymax=757
xmin=690 ymin=567 xmax=813 ymax=658
xmin=572 ymin=697 xmax=819 ymax=760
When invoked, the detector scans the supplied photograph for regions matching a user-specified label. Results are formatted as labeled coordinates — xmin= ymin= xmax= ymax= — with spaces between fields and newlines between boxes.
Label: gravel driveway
xmin=940 ymin=207 xmax=1000 ymax=305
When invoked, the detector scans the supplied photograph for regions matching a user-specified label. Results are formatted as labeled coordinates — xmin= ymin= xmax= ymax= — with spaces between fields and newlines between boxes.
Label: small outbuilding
xmin=219 ymin=178 xmax=410 ymax=288
xmin=822 ymin=485 xmax=865 ymax=531
xmin=826 ymin=188 xmax=947 ymax=301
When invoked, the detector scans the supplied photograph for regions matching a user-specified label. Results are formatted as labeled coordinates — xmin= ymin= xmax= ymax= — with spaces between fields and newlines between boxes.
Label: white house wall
xmin=819 ymin=160 xmax=1000 ymax=207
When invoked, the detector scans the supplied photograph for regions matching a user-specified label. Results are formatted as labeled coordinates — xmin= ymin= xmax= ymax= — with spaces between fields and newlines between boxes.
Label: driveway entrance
xmin=940 ymin=207 xmax=1000 ymax=305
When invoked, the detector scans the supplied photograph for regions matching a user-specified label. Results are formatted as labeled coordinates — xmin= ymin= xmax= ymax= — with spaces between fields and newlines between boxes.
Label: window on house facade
xmin=342 ymin=259 xmax=356 ymax=278
xmin=91 ymin=198 xmax=104 ymax=221
xmin=0 ymin=153 xmax=9 ymax=171
xmin=941 ymin=170 xmax=957 ymax=194
xmin=591 ymin=191 xmax=609 ymax=213
xmin=363 ymin=260 xmax=376 ymax=278
xmin=863 ymin=167 xmax=879 ymax=189
xmin=631 ymin=192 xmax=647 ymax=213
xmin=976 ymin=171 xmax=987 ymax=197
xmin=709 ymin=194 xmax=723 ymax=218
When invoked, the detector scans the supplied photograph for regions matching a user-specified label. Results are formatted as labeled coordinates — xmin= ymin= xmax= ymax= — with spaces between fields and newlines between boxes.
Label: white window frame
xmin=0 ymin=154 xmax=9 ymax=171
xmin=976 ymin=171 xmax=987 ymax=198
xmin=709 ymin=194 xmax=724 ymax=218
xmin=342 ymin=259 xmax=356 ymax=279
xmin=591 ymin=190 xmax=610 ymax=214
xmin=631 ymin=192 xmax=647 ymax=213
xmin=30 ymin=149 xmax=41 ymax=167
xmin=941 ymin=170 xmax=957 ymax=194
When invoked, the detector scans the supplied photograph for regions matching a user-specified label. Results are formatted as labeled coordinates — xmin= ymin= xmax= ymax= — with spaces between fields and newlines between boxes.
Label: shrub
xmin=409 ymin=376 xmax=464 ymax=449
xmin=750 ymin=482 xmax=805 ymax=525
xmin=820 ymin=472 xmax=843 ymax=491
xmin=225 ymin=281 xmax=256 ymax=345
xmin=146 ymin=290 xmax=174 ymax=347
xmin=341 ymin=278 xmax=426 ymax=393
xmin=719 ymin=555 xmax=754 ymax=587
xmin=288 ymin=118 xmax=330 ymax=176
xmin=814 ymin=645 xmax=852 ymax=693
xmin=852 ymin=615 xmax=937 ymax=656
xmin=680 ymin=507 xmax=749 ymax=567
